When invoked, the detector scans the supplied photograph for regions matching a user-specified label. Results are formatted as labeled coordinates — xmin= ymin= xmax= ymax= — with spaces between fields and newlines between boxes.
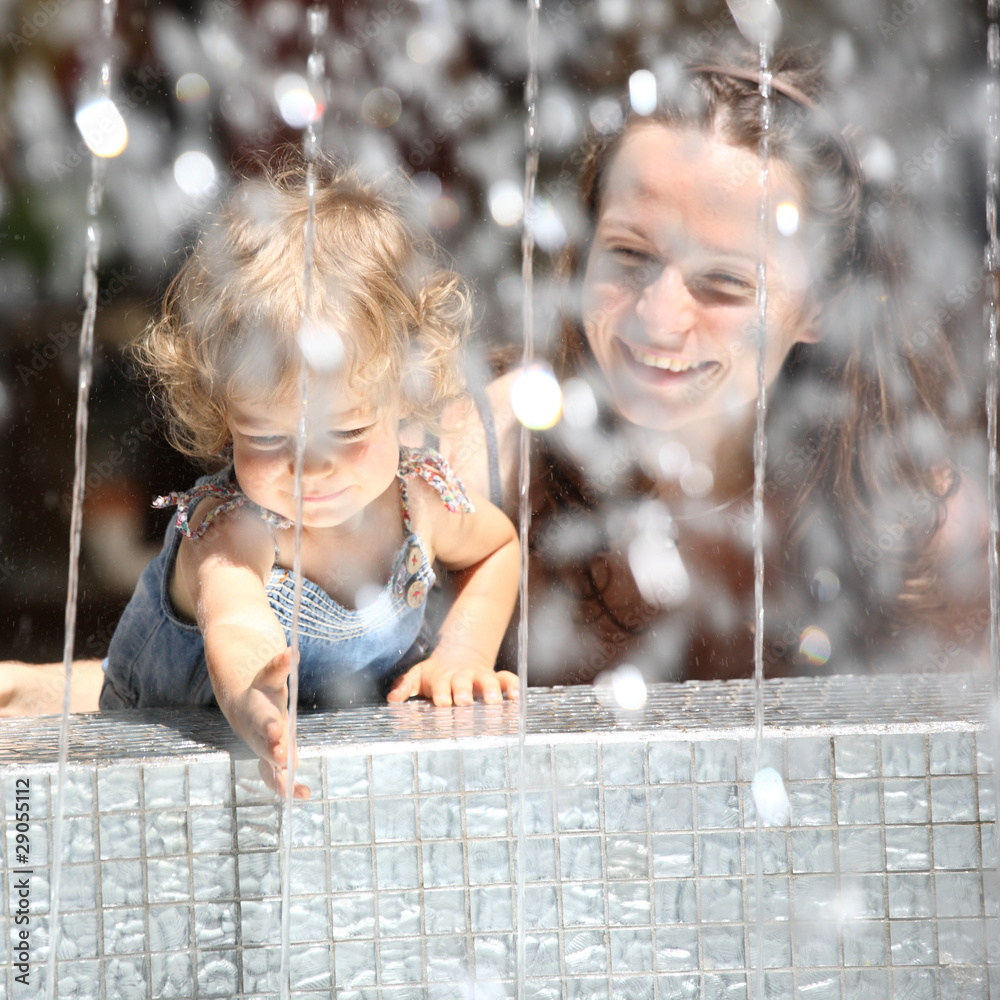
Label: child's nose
xmin=635 ymin=266 xmax=697 ymax=339
xmin=292 ymin=442 xmax=335 ymax=478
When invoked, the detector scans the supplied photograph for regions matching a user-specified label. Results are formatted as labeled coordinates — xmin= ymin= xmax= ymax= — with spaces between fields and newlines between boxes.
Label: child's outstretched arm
xmin=387 ymin=484 xmax=519 ymax=706
xmin=174 ymin=508 xmax=310 ymax=799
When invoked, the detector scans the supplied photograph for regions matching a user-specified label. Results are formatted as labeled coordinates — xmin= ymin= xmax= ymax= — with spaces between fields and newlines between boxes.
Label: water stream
xmin=280 ymin=7 xmax=328 ymax=998
xmin=751 ymin=28 xmax=775 ymax=1000
xmin=515 ymin=1 xmax=542 ymax=994
xmin=47 ymin=1 xmax=118 ymax=995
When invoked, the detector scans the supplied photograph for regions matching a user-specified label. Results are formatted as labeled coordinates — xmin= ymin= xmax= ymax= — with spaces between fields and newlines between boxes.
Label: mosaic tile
xmin=605 ymin=834 xmax=648 ymax=880
xmin=562 ymin=882 xmax=606 ymax=927
xmin=324 ymin=753 xmax=370 ymax=798
xmin=929 ymin=732 xmax=976 ymax=776
xmin=371 ymin=753 xmax=416 ymax=797
xmin=700 ymin=878 xmax=743 ymax=923
xmin=464 ymin=747 xmax=509 ymax=791
xmin=602 ymin=743 xmax=646 ymax=786
xmin=607 ymin=880 xmax=651 ymax=926
xmin=696 ymin=784 xmax=740 ymax=830
xmin=468 ymin=838 xmax=511 ymax=885
xmin=786 ymin=737 xmax=832 ymax=781
xmin=653 ymin=878 xmax=697 ymax=925
xmin=788 ymin=782 xmax=833 ymax=827
xmin=422 ymin=840 xmax=465 ymax=888
xmin=564 ymin=929 xmax=608 ymax=974
xmin=379 ymin=937 xmax=423 ymax=984
xmin=330 ymin=891 xmax=376 ymax=939
xmin=838 ymin=826 xmax=883 ymax=873
xmin=524 ymin=883 xmax=560 ymax=930
xmin=889 ymin=919 xmax=937 ymax=966
xmin=885 ymin=826 xmax=931 ymax=871
xmin=555 ymin=786 xmax=600 ymax=832
xmin=933 ymin=824 xmax=980 ymax=869
xmin=196 ymin=949 xmax=238 ymax=996
xmin=473 ymin=932 xmax=515 ymax=978
xmin=695 ymin=741 xmax=739 ymax=784
xmin=191 ymin=853 xmax=235 ymax=901
xmin=523 ymin=836 xmax=557 ymax=882
xmin=372 ymin=796 xmax=417 ymax=842
xmin=604 ymin=787 xmax=647 ymax=833
xmin=701 ymin=925 xmax=745 ymax=971
xmin=935 ymin=870 xmax=984 ymax=917
xmin=421 ymin=887 xmax=467 ymax=936
xmin=560 ymin=834 xmax=603 ymax=881
xmin=790 ymin=828 xmax=836 ymax=873
xmin=743 ymin=830 xmax=787 ymax=876
xmin=930 ymin=776 xmax=978 ymax=823
xmin=187 ymin=759 xmax=231 ymax=807
xmin=194 ymin=901 xmax=238 ymax=949
xmin=834 ymin=736 xmax=879 ymax=779
xmin=554 ymin=744 xmax=599 ymax=786
xmin=465 ymin=792 xmax=510 ymax=839
xmin=650 ymin=834 xmax=695 ymax=879
xmin=649 ymin=786 xmax=693 ymax=833
xmin=881 ymin=735 xmax=927 ymax=778
xmin=376 ymin=843 xmax=420 ymax=889
xmin=883 ymin=778 xmax=929 ymax=824
xmin=648 ymin=742 xmax=692 ymax=785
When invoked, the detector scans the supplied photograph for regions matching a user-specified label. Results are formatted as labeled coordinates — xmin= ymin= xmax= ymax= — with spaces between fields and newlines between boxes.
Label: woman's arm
xmin=174 ymin=509 xmax=310 ymax=798
xmin=386 ymin=480 xmax=520 ymax=705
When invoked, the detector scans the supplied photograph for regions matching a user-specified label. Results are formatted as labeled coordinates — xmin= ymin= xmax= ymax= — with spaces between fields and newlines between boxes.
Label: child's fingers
xmin=256 ymin=647 xmax=293 ymax=694
xmin=386 ymin=664 xmax=421 ymax=703
xmin=257 ymin=758 xmax=311 ymax=800
xmin=443 ymin=672 xmax=473 ymax=707
xmin=495 ymin=670 xmax=519 ymax=699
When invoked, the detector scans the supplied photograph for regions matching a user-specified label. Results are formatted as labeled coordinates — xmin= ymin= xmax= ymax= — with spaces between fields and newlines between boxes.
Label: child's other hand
xmin=386 ymin=656 xmax=519 ymax=707
xmin=233 ymin=648 xmax=311 ymax=800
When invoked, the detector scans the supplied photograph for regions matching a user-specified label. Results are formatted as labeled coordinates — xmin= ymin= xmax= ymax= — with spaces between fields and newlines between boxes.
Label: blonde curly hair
xmin=135 ymin=153 xmax=472 ymax=466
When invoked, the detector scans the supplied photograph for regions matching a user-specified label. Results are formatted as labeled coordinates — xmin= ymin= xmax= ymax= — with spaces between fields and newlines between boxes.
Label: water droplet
xmin=811 ymin=569 xmax=840 ymax=602
xmin=589 ymin=98 xmax=623 ymax=136
xmin=489 ymin=180 xmax=524 ymax=227
xmin=798 ymin=625 xmax=831 ymax=666
xmin=679 ymin=462 xmax=713 ymax=499
xmin=510 ymin=365 xmax=562 ymax=430
xmin=175 ymin=72 xmax=210 ymax=103
xmin=775 ymin=201 xmax=799 ymax=236
xmin=610 ymin=664 xmax=647 ymax=710
xmin=361 ymin=87 xmax=401 ymax=128
xmin=751 ymin=767 xmax=790 ymax=826
xmin=173 ymin=151 xmax=217 ymax=197
xmin=561 ymin=377 xmax=598 ymax=428
xmin=628 ymin=69 xmax=657 ymax=116
xmin=75 ymin=98 xmax=128 ymax=158
xmin=298 ymin=322 xmax=344 ymax=373
xmin=275 ymin=73 xmax=320 ymax=127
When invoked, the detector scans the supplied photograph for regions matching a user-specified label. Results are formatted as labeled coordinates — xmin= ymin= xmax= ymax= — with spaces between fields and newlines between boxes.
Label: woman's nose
xmin=634 ymin=266 xmax=696 ymax=337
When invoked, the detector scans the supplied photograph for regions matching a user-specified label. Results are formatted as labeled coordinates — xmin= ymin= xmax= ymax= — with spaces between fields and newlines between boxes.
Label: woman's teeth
xmin=627 ymin=345 xmax=705 ymax=372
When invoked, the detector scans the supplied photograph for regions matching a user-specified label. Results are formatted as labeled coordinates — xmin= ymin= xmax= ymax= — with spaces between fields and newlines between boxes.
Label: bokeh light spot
xmin=75 ymin=98 xmax=128 ymax=158
xmin=407 ymin=29 xmax=443 ymax=64
xmin=511 ymin=366 xmax=562 ymax=430
xmin=561 ymin=377 xmax=598 ymax=428
xmin=176 ymin=72 xmax=210 ymax=103
xmin=299 ymin=322 xmax=345 ymax=373
xmin=629 ymin=69 xmax=657 ymax=115
xmin=489 ymin=180 xmax=523 ymax=227
xmin=173 ymin=151 xmax=217 ymax=196
xmin=589 ymin=98 xmax=623 ymax=135
xmin=799 ymin=625 xmax=832 ymax=666
xmin=275 ymin=73 xmax=320 ymax=127
xmin=361 ymin=87 xmax=402 ymax=128
xmin=811 ymin=568 xmax=840 ymax=602
xmin=679 ymin=462 xmax=714 ymax=498
xmin=775 ymin=201 xmax=799 ymax=236
xmin=427 ymin=196 xmax=460 ymax=229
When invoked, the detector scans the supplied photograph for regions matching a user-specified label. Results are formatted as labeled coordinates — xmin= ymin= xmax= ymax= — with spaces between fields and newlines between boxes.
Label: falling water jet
xmin=985 ymin=0 xmax=1000 ymax=942
xmin=279 ymin=7 xmax=327 ymax=998
xmin=515 ymin=0 xmax=542 ymax=994
xmin=49 ymin=1 xmax=121 ymax=996
xmin=724 ymin=0 xmax=783 ymax=992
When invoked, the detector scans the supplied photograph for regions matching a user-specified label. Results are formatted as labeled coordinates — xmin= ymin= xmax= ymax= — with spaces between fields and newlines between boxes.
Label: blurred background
xmin=0 ymin=0 xmax=990 ymax=661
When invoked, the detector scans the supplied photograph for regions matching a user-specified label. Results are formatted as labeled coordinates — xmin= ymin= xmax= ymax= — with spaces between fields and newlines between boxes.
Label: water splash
xmin=49 ymin=1 xmax=119 ymax=996
xmin=751 ymin=37 xmax=775 ymax=1000
xmin=280 ymin=7 xmax=327 ymax=999
xmin=515 ymin=0 xmax=541 ymax=993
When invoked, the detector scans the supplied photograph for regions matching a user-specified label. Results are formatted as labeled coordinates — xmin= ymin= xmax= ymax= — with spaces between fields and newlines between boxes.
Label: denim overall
xmin=99 ymin=447 xmax=469 ymax=711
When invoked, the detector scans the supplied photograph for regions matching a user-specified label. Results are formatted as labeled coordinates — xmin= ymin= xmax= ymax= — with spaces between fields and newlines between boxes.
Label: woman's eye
xmin=692 ymin=272 xmax=755 ymax=297
xmin=611 ymin=246 xmax=653 ymax=264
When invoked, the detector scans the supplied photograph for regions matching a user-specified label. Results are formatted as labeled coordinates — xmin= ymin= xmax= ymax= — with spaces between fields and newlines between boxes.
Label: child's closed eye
xmin=332 ymin=426 xmax=371 ymax=442
xmin=247 ymin=434 xmax=288 ymax=448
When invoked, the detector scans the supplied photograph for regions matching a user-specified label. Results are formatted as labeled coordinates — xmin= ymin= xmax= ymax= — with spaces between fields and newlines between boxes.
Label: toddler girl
xmin=100 ymin=158 xmax=519 ymax=798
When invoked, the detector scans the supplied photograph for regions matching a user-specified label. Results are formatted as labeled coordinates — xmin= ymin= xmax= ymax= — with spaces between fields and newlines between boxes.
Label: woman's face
xmin=582 ymin=123 xmax=818 ymax=439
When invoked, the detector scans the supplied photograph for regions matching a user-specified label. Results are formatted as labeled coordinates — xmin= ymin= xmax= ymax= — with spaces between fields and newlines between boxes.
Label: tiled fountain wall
xmin=2 ymin=676 xmax=998 ymax=999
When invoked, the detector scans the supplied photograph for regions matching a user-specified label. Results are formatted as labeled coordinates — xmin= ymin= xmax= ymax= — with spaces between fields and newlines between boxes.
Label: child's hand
xmin=386 ymin=655 xmax=519 ymax=707
xmin=230 ymin=648 xmax=311 ymax=800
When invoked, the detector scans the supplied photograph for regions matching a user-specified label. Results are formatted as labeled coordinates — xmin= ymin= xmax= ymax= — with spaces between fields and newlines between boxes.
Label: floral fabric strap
xmin=397 ymin=446 xmax=475 ymax=533
xmin=155 ymin=446 xmax=472 ymax=540
xmin=153 ymin=481 xmax=293 ymax=539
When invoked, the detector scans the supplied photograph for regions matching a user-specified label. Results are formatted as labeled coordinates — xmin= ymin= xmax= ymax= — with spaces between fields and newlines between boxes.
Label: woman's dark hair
xmin=542 ymin=42 xmax=964 ymax=644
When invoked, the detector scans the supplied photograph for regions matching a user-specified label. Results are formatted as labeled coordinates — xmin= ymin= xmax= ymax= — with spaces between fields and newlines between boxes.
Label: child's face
xmin=226 ymin=377 xmax=400 ymax=531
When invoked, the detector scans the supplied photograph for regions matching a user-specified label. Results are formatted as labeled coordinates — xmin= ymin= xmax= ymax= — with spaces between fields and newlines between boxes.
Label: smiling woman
xmin=474 ymin=44 xmax=990 ymax=687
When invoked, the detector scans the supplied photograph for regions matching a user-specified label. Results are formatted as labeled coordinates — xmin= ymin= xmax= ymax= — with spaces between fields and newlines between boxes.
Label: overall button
xmin=406 ymin=545 xmax=422 ymax=574
xmin=406 ymin=579 xmax=427 ymax=608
